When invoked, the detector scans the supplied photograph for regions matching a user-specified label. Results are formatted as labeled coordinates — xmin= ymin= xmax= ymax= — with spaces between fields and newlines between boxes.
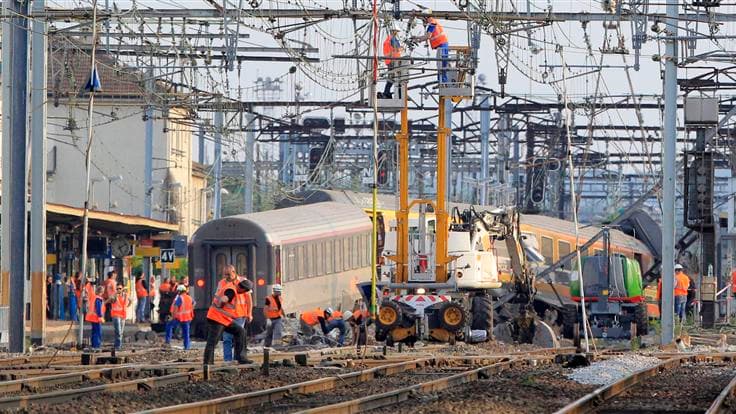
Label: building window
xmin=540 ymin=236 xmax=554 ymax=265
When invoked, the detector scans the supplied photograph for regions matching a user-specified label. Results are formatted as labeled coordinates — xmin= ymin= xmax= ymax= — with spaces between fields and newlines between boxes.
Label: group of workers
xmin=202 ymin=264 xmax=374 ymax=366
xmin=380 ymin=10 xmax=449 ymax=99
xmin=76 ymin=269 xmax=193 ymax=351
xmin=82 ymin=271 xmax=130 ymax=350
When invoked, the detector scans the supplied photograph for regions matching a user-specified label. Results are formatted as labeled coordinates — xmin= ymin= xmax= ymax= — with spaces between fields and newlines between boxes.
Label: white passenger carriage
xmin=188 ymin=202 xmax=372 ymax=335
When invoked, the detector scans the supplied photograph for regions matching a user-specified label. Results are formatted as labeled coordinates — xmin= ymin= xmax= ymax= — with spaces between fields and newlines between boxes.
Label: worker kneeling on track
xmin=203 ymin=279 xmax=254 ymax=365
xmin=300 ymin=307 xmax=348 ymax=346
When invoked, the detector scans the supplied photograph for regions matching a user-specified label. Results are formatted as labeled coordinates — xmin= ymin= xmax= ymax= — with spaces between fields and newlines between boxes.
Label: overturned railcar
xmin=189 ymin=202 xmax=372 ymax=336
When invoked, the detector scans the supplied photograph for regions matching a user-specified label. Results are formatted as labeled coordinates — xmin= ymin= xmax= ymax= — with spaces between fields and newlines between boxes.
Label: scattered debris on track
xmin=566 ymin=355 xmax=661 ymax=385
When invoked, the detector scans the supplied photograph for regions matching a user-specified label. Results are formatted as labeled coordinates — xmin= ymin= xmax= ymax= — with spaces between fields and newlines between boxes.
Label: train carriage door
xmin=210 ymin=245 xmax=252 ymax=286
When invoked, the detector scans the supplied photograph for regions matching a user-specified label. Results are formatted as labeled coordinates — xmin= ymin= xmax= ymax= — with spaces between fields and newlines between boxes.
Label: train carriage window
xmin=315 ymin=241 xmax=324 ymax=276
xmin=335 ymin=239 xmax=343 ymax=272
xmin=364 ymin=233 xmax=371 ymax=266
xmin=215 ymin=253 xmax=227 ymax=278
xmin=306 ymin=244 xmax=314 ymax=278
xmin=235 ymin=253 xmax=248 ymax=276
xmin=352 ymin=235 xmax=359 ymax=269
xmin=540 ymin=236 xmax=554 ymax=265
xmin=558 ymin=241 xmax=571 ymax=270
xmin=343 ymin=236 xmax=351 ymax=271
xmin=290 ymin=246 xmax=297 ymax=282
xmin=298 ymin=245 xmax=307 ymax=279
xmin=325 ymin=240 xmax=334 ymax=274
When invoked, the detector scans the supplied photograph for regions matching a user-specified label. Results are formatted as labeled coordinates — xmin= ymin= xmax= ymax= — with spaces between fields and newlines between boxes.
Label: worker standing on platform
xmin=379 ymin=24 xmax=402 ymax=99
xmin=148 ymin=275 xmax=156 ymax=321
xmin=109 ymin=286 xmax=130 ymax=350
xmin=203 ymin=279 xmax=253 ymax=365
xmin=411 ymin=10 xmax=449 ymax=84
xmin=674 ymin=264 xmax=691 ymax=323
xmin=135 ymin=273 xmax=148 ymax=323
xmin=86 ymin=286 xmax=105 ymax=350
xmin=103 ymin=271 xmax=117 ymax=321
xmin=68 ymin=274 xmax=78 ymax=322
xmin=263 ymin=284 xmax=285 ymax=348
xmin=166 ymin=285 xmax=194 ymax=349
xmin=220 ymin=265 xmax=252 ymax=361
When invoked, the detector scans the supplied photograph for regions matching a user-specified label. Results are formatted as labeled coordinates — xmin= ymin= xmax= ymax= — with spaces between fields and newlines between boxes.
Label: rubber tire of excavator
xmin=634 ymin=302 xmax=649 ymax=336
xmin=470 ymin=294 xmax=493 ymax=339
xmin=561 ymin=304 xmax=578 ymax=339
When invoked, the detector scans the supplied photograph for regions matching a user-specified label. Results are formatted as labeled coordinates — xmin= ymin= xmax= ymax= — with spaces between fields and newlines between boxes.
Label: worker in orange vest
xmin=412 ymin=10 xmax=449 ymax=83
xmin=102 ymin=271 xmax=117 ymax=320
xmin=299 ymin=307 xmax=326 ymax=337
xmin=203 ymin=278 xmax=253 ymax=365
xmin=348 ymin=299 xmax=372 ymax=348
xmin=135 ymin=273 xmax=148 ymax=323
xmin=148 ymin=275 xmax=156 ymax=320
xmin=263 ymin=284 xmax=285 ymax=348
xmin=166 ymin=285 xmax=195 ymax=349
xmin=300 ymin=307 xmax=347 ymax=346
xmin=379 ymin=24 xmax=402 ymax=99
xmin=219 ymin=265 xmax=253 ymax=361
xmin=324 ymin=308 xmax=348 ymax=346
xmin=108 ymin=286 xmax=130 ymax=350
xmin=85 ymin=286 xmax=106 ymax=350
xmin=674 ymin=264 xmax=690 ymax=323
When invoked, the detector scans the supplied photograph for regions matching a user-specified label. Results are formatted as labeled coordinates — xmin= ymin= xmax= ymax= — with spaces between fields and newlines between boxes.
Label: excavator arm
xmin=475 ymin=207 xmax=545 ymax=344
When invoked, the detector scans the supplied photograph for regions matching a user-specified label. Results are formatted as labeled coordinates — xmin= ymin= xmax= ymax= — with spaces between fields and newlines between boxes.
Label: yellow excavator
xmin=370 ymin=44 xmax=557 ymax=347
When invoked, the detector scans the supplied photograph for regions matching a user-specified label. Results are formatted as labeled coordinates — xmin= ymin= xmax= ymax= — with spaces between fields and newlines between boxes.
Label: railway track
xmin=0 ymin=347 xmax=436 ymax=412
xmin=555 ymin=353 xmax=736 ymax=414
xmin=127 ymin=347 xmax=575 ymax=414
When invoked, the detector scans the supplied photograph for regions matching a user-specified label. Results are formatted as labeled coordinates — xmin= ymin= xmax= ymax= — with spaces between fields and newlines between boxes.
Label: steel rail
xmin=0 ymin=362 xmax=224 ymax=393
xmin=0 ymin=363 xmax=257 ymax=410
xmin=554 ymin=353 xmax=736 ymax=414
xmin=139 ymin=349 xmax=572 ymax=414
xmin=706 ymin=372 xmax=736 ymax=414
xmin=292 ymin=357 xmax=556 ymax=414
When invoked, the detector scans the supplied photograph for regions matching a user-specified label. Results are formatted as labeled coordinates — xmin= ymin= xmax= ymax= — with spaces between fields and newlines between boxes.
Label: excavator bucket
xmin=492 ymin=312 xmax=560 ymax=348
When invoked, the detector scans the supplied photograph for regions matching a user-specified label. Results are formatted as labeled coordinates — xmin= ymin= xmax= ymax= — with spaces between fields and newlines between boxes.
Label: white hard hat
xmin=272 ymin=284 xmax=283 ymax=292
xmin=177 ymin=285 xmax=186 ymax=292
xmin=342 ymin=310 xmax=353 ymax=321
xmin=423 ymin=8 xmax=433 ymax=16
xmin=674 ymin=264 xmax=684 ymax=270
xmin=325 ymin=307 xmax=334 ymax=316
xmin=391 ymin=22 xmax=401 ymax=32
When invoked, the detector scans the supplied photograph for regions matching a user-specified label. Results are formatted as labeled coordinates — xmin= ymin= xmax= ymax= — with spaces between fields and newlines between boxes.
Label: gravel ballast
xmin=566 ymin=355 xmax=662 ymax=386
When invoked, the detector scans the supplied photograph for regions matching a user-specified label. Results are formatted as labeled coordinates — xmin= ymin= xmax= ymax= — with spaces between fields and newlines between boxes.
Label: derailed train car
xmin=188 ymin=202 xmax=372 ymax=336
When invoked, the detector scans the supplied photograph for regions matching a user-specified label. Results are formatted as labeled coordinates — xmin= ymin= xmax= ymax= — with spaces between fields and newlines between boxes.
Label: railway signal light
xmin=309 ymin=147 xmax=323 ymax=172
xmin=530 ymin=157 xmax=546 ymax=204
xmin=377 ymin=150 xmax=390 ymax=186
